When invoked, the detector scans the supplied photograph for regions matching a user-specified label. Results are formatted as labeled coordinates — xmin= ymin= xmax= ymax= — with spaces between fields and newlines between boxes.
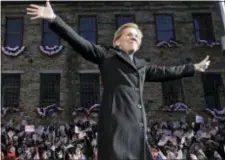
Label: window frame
xmin=154 ymin=14 xmax=176 ymax=42
xmin=115 ymin=14 xmax=135 ymax=29
xmin=192 ymin=13 xmax=215 ymax=42
xmin=39 ymin=73 xmax=61 ymax=107
xmin=79 ymin=73 xmax=100 ymax=108
xmin=41 ymin=19 xmax=61 ymax=46
xmin=78 ymin=15 xmax=98 ymax=44
xmin=161 ymin=79 xmax=184 ymax=106
xmin=1 ymin=73 xmax=21 ymax=107
xmin=201 ymin=73 xmax=224 ymax=109
xmin=4 ymin=17 xmax=24 ymax=47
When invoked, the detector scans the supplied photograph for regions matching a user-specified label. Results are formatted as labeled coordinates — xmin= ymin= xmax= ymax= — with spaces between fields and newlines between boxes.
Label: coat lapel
xmin=134 ymin=57 xmax=150 ymax=69
xmin=115 ymin=51 xmax=136 ymax=68
xmin=111 ymin=47 xmax=149 ymax=71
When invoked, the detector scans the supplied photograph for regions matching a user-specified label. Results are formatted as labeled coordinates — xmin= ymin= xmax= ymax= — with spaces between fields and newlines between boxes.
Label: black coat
xmin=49 ymin=16 xmax=195 ymax=160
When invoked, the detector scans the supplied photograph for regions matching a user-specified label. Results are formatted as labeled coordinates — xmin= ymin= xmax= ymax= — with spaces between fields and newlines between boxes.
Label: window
xmin=79 ymin=73 xmax=100 ymax=108
xmin=201 ymin=73 xmax=225 ymax=109
xmin=116 ymin=15 xmax=134 ymax=28
xmin=161 ymin=80 xmax=184 ymax=106
xmin=155 ymin=15 xmax=175 ymax=41
xmin=40 ymin=73 xmax=60 ymax=107
xmin=4 ymin=17 xmax=23 ymax=47
xmin=192 ymin=13 xmax=215 ymax=41
xmin=1 ymin=74 xmax=21 ymax=107
xmin=42 ymin=20 xmax=60 ymax=46
xmin=79 ymin=16 xmax=97 ymax=44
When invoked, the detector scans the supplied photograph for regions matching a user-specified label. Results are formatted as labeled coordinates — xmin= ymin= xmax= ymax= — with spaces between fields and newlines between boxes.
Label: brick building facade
xmin=1 ymin=1 xmax=225 ymax=124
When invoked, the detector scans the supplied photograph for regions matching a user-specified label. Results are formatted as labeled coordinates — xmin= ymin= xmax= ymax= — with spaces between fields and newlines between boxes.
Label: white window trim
xmin=40 ymin=69 xmax=63 ymax=74
xmin=1 ymin=70 xmax=24 ymax=74
xmin=78 ymin=69 xmax=99 ymax=73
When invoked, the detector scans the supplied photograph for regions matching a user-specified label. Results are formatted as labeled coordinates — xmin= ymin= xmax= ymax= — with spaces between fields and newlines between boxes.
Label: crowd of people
xmin=1 ymin=103 xmax=225 ymax=160
xmin=1 ymin=104 xmax=100 ymax=160
xmin=148 ymin=119 xmax=225 ymax=160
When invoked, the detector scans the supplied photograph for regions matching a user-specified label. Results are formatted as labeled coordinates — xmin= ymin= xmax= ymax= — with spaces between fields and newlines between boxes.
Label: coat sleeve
xmin=145 ymin=63 xmax=195 ymax=82
xmin=48 ymin=16 xmax=106 ymax=65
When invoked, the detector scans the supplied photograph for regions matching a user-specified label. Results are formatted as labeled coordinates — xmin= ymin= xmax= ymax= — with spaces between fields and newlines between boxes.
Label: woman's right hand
xmin=26 ymin=0 xmax=56 ymax=21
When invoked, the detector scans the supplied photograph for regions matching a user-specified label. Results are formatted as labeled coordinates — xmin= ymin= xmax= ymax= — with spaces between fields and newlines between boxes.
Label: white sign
xmin=195 ymin=115 xmax=204 ymax=124
xmin=25 ymin=125 xmax=35 ymax=132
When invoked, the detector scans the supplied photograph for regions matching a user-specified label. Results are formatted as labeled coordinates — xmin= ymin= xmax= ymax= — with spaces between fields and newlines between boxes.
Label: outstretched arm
xmin=145 ymin=64 xmax=195 ymax=82
xmin=26 ymin=0 xmax=106 ymax=64
xmin=48 ymin=16 xmax=106 ymax=64
xmin=145 ymin=55 xmax=210 ymax=82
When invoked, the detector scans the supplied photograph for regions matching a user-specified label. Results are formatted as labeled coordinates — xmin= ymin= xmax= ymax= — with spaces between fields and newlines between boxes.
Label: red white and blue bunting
xmin=206 ymin=107 xmax=225 ymax=121
xmin=72 ymin=104 xmax=101 ymax=118
xmin=156 ymin=40 xmax=182 ymax=48
xmin=162 ymin=102 xmax=189 ymax=112
xmin=1 ymin=106 xmax=20 ymax=118
xmin=1 ymin=46 xmax=25 ymax=57
xmin=40 ymin=45 xmax=64 ymax=56
xmin=193 ymin=40 xmax=220 ymax=47
xmin=35 ymin=103 xmax=64 ymax=118
xmin=155 ymin=40 xmax=220 ymax=48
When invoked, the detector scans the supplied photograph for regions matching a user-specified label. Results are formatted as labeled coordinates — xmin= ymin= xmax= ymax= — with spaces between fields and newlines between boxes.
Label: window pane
xmin=6 ymin=18 xmax=23 ymax=33
xmin=193 ymin=14 xmax=212 ymax=30
xmin=194 ymin=31 xmax=200 ymax=41
xmin=194 ymin=29 xmax=214 ymax=41
xmin=155 ymin=15 xmax=173 ymax=31
xmin=201 ymin=73 xmax=222 ymax=109
xmin=43 ymin=20 xmax=58 ymax=33
xmin=79 ymin=16 xmax=97 ymax=43
xmin=192 ymin=13 xmax=215 ymax=41
xmin=205 ymin=95 xmax=220 ymax=109
xmin=5 ymin=34 xmax=22 ymax=47
xmin=157 ymin=31 xmax=174 ymax=41
xmin=40 ymin=74 xmax=60 ymax=107
xmin=116 ymin=15 xmax=134 ymax=28
xmin=200 ymin=29 xmax=212 ymax=41
xmin=42 ymin=33 xmax=60 ymax=46
xmin=80 ymin=31 xmax=96 ymax=44
xmin=79 ymin=16 xmax=96 ymax=31
xmin=1 ymin=74 xmax=21 ymax=107
xmin=5 ymin=18 xmax=23 ymax=47
xmin=162 ymin=80 xmax=184 ymax=106
xmin=193 ymin=18 xmax=200 ymax=30
xmin=155 ymin=15 xmax=174 ymax=41
xmin=42 ymin=20 xmax=60 ymax=46
xmin=80 ymin=73 xmax=100 ymax=108
xmin=43 ymin=20 xmax=51 ymax=32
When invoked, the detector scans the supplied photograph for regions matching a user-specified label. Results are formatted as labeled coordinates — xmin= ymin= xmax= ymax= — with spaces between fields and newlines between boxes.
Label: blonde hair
xmin=113 ymin=23 xmax=143 ymax=47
